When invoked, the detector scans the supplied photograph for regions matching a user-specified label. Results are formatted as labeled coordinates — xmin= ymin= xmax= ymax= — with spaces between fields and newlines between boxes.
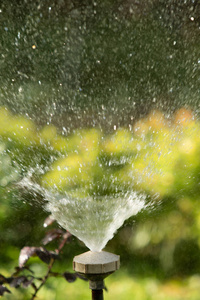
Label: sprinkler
xmin=73 ymin=251 xmax=120 ymax=300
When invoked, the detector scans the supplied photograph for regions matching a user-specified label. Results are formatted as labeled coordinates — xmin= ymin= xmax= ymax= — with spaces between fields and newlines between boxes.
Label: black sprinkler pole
xmin=90 ymin=279 xmax=104 ymax=300
xmin=92 ymin=289 xmax=104 ymax=300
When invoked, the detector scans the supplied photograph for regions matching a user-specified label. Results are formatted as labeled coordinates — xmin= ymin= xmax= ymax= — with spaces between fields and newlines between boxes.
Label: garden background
xmin=0 ymin=1 xmax=200 ymax=299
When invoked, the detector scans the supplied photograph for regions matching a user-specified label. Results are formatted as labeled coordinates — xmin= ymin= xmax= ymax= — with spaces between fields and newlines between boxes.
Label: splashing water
xmin=2 ymin=1 xmax=198 ymax=259
xmin=46 ymin=192 xmax=146 ymax=251
xmin=20 ymin=177 xmax=146 ymax=251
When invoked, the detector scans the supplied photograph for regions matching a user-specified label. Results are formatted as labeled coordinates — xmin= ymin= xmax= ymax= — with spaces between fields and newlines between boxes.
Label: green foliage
xmin=1 ymin=106 xmax=200 ymax=281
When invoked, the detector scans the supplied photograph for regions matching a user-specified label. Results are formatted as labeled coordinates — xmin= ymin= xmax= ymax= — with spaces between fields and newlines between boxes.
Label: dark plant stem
xmin=30 ymin=258 xmax=55 ymax=300
xmin=30 ymin=231 xmax=71 ymax=300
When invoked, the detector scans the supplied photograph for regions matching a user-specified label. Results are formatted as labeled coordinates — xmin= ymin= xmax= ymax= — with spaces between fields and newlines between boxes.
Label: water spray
xmin=73 ymin=251 xmax=120 ymax=300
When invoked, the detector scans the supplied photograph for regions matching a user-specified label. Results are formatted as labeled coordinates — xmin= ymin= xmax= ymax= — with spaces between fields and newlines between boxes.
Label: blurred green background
xmin=0 ymin=0 xmax=200 ymax=299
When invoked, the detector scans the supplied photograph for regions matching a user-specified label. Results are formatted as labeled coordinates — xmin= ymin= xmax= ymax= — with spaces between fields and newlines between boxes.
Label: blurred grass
xmin=1 ymin=266 xmax=200 ymax=300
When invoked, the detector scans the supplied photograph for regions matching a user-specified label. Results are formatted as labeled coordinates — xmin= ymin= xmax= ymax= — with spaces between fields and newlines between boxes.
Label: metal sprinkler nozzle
xmin=73 ymin=251 xmax=120 ymax=300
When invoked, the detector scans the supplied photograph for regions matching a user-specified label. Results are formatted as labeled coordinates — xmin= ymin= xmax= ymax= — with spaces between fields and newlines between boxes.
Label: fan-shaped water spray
xmin=19 ymin=136 xmax=147 ymax=252
xmin=46 ymin=192 xmax=145 ymax=251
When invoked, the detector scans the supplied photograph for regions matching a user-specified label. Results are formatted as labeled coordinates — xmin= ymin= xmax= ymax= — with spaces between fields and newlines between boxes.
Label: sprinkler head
xmin=73 ymin=251 xmax=120 ymax=290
